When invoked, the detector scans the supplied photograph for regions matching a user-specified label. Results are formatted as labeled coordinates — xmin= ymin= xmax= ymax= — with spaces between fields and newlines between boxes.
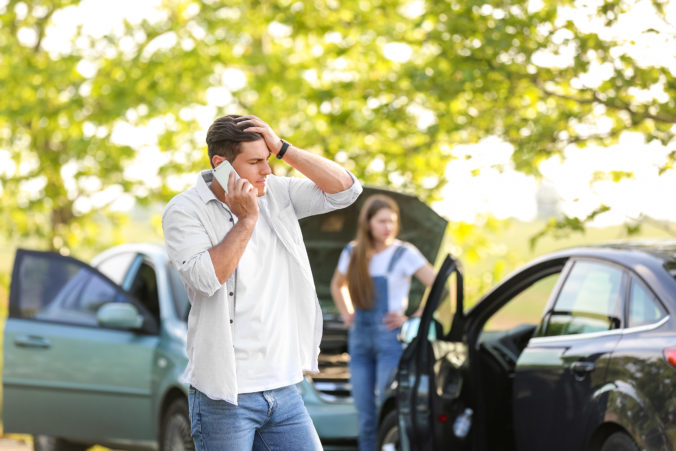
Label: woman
xmin=330 ymin=194 xmax=436 ymax=451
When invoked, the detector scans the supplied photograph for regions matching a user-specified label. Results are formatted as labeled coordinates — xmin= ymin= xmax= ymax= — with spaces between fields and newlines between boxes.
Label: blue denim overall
xmin=348 ymin=245 xmax=407 ymax=451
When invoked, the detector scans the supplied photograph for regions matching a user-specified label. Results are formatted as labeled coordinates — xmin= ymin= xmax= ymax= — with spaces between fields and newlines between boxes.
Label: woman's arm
xmin=383 ymin=261 xmax=437 ymax=329
xmin=415 ymin=262 xmax=436 ymax=287
xmin=330 ymin=269 xmax=355 ymax=327
xmin=410 ymin=262 xmax=436 ymax=317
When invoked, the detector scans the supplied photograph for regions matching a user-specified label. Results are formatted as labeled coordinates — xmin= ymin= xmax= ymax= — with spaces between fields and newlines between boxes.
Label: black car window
xmin=432 ymin=270 xmax=459 ymax=337
xmin=167 ymin=264 xmax=190 ymax=320
xmin=483 ymin=272 xmax=560 ymax=333
xmin=665 ymin=262 xmax=676 ymax=281
xmin=541 ymin=260 xmax=624 ymax=337
xmin=15 ymin=253 xmax=126 ymax=326
xmin=628 ymin=278 xmax=666 ymax=328
xmin=95 ymin=252 xmax=136 ymax=285
xmin=128 ymin=261 xmax=160 ymax=322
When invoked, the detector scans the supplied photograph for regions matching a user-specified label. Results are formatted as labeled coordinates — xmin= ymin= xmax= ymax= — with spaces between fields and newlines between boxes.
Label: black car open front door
xmin=397 ymin=254 xmax=472 ymax=451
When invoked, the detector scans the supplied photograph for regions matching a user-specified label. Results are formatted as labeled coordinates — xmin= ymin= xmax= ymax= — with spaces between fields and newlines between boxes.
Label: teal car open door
xmin=3 ymin=249 xmax=160 ymax=447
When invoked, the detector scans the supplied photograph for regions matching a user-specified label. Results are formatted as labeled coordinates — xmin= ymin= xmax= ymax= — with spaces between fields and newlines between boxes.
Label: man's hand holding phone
xmin=213 ymin=160 xmax=240 ymax=194
xmin=213 ymin=161 xmax=258 ymax=222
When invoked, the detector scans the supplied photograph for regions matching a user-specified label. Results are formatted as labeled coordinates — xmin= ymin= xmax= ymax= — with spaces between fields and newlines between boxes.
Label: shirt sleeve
xmin=399 ymin=243 xmax=427 ymax=277
xmin=336 ymin=244 xmax=353 ymax=275
xmin=285 ymin=170 xmax=363 ymax=219
xmin=162 ymin=197 xmax=222 ymax=297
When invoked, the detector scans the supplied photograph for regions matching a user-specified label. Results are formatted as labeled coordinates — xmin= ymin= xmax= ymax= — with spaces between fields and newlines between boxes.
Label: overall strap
xmin=386 ymin=245 xmax=407 ymax=275
xmin=345 ymin=242 xmax=405 ymax=275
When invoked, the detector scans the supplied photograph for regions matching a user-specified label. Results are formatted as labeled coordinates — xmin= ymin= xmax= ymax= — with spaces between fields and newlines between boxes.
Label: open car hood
xmin=300 ymin=186 xmax=448 ymax=319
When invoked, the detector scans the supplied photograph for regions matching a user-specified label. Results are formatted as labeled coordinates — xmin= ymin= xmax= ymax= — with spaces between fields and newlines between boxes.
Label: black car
xmin=377 ymin=241 xmax=676 ymax=451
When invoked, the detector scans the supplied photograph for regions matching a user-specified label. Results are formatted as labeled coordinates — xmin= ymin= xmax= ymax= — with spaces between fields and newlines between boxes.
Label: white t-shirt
xmin=337 ymin=240 xmax=427 ymax=314
xmin=233 ymin=196 xmax=303 ymax=394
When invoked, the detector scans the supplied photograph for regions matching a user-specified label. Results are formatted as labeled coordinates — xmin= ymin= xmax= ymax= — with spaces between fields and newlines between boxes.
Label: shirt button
xmin=229 ymin=218 xmax=234 ymax=223
xmin=229 ymin=292 xmax=234 ymax=296
xmin=229 ymin=320 xmax=233 ymax=324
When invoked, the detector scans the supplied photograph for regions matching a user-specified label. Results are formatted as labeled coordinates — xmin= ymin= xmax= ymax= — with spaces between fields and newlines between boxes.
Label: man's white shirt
xmin=162 ymin=169 xmax=362 ymax=404
xmin=234 ymin=195 xmax=302 ymax=393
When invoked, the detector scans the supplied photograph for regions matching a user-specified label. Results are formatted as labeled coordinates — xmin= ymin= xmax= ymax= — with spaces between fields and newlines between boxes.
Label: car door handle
xmin=571 ymin=361 xmax=595 ymax=375
xmin=14 ymin=335 xmax=51 ymax=349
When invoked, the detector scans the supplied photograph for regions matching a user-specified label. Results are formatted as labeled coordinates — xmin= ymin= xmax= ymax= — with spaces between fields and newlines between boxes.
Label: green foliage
xmin=1 ymin=0 xmax=675 ymax=252
xmin=529 ymin=205 xmax=611 ymax=250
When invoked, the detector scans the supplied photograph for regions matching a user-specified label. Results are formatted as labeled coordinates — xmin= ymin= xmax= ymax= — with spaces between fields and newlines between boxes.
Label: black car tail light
xmin=663 ymin=347 xmax=676 ymax=368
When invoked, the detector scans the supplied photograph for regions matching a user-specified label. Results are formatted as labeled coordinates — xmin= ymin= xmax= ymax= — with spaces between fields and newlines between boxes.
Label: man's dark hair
xmin=206 ymin=115 xmax=262 ymax=167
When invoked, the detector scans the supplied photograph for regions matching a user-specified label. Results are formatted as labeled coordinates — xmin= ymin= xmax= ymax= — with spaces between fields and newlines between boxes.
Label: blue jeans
xmin=188 ymin=385 xmax=323 ymax=451
xmin=349 ymin=323 xmax=403 ymax=451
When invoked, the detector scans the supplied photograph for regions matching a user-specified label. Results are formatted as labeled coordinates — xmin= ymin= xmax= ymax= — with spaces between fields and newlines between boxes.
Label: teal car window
xmin=16 ymin=253 xmax=125 ymax=326
xmin=128 ymin=261 xmax=160 ymax=322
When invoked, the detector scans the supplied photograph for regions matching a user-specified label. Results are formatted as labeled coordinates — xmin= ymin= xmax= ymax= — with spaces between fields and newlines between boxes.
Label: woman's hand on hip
xmin=383 ymin=312 xmax=407 ymax=330
xmin=342 ymin=311 xmax=355 ymax=328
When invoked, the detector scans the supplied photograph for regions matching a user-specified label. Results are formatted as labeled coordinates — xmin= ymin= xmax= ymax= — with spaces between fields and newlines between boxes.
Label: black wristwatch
xmin=277 ymin=140 xmax=290 ymax=159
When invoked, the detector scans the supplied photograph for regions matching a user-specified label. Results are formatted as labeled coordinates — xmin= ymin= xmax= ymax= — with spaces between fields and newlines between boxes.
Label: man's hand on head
xmin=232 ymin=113 xmax=355 ymax=194
xmin=234 ymin=115 xmax=284 ymax=157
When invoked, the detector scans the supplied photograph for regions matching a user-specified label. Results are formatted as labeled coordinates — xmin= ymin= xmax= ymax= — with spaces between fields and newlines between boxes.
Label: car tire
xmin=600 ymin=431 xmax=639 ymax=451
xmin=32 ymin=436 xmax=88 ymax=451
xmin=376 ymin=409 xmax=399 ymax=451
xmin=160 ymin=398 xmax=195 ymax=451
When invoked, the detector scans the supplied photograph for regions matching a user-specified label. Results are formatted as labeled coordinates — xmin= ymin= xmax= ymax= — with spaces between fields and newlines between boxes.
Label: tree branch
xmin=534 ymin=78 xmax=676 ymax=124
xmin=628 ymin=214 xmax=675 ymax=235
xmin=32 ymin=6 xmax=56 ymax=53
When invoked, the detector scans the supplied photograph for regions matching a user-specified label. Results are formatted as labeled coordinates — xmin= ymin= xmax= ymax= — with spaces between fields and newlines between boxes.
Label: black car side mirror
xmin=399 ymin=317 xmax=443 ymax=344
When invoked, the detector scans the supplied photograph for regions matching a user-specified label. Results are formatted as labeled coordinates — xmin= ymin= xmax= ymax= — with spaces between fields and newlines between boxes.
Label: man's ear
xmin=212 ymin=155 xmax=226 ymax=168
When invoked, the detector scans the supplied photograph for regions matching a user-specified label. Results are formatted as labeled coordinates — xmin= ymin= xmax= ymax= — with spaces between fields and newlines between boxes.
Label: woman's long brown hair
xmin=346 ymin=195 xmax=400 ymax=310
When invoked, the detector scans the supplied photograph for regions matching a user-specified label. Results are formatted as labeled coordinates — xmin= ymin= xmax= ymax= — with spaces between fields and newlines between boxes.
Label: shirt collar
xmin=196 ymin=169 xmax=219 ymax=204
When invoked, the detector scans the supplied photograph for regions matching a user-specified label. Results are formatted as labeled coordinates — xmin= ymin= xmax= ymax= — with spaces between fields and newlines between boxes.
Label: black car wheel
xmin=600 ymin=432 xmax=639 ymax=451
xmin=376 ymin=409 xmax=400 ymax=451
xmin=33 ymin=436 xmax=87 ymax=451
xmin=160 ymin=398 xmax=195 ymax=451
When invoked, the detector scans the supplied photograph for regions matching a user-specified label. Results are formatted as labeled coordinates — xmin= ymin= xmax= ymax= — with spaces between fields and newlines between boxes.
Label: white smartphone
xmin=213 ymin=160 xmax=240 ymax=193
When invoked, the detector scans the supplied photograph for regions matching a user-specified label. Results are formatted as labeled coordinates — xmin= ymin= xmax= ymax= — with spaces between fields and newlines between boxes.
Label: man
xmin=162 ymin=114 xmax=362 ymax=450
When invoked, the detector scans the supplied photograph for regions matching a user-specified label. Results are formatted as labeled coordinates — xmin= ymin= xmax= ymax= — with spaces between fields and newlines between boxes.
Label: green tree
xmin=1 ymin=0 xmax=674 ymax=253
xmin=0 ymin=0 xmax=219 ymax=251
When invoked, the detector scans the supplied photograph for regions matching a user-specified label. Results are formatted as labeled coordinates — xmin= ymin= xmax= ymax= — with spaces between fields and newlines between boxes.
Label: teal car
xmin=3 ymin=243 xmax=358 ymax=450
xmin=3 ymin=187 xmax=447 ymax=451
